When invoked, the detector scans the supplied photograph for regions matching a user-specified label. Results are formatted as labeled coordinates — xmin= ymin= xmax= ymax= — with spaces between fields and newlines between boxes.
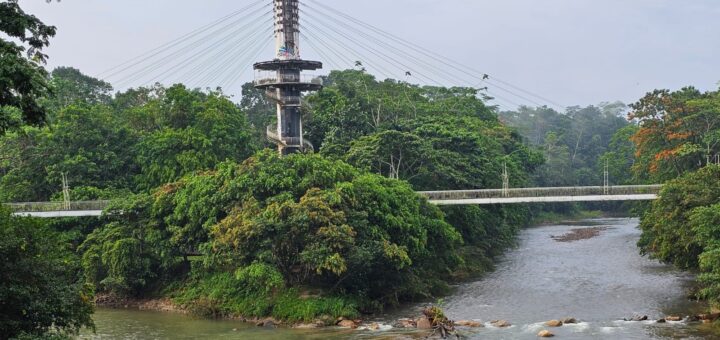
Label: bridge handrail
xmin=4 ymin=200 xmax=111 ymax=213
xmin=419 ymin=185 xmax=662 ymax=200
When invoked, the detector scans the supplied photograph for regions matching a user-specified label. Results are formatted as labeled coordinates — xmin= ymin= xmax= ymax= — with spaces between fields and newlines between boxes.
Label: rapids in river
xmin=80 ymin=218 xmax=719 ymax=339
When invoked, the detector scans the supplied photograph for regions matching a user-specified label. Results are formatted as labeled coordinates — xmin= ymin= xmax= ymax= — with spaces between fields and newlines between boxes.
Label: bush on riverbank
xmin=0 ymin=208 xmax=94 ymax=339
xmin=82 ymin=151 xmax=469 ymax=320
xmin=639 ymin=165 xmax=720 ymax=302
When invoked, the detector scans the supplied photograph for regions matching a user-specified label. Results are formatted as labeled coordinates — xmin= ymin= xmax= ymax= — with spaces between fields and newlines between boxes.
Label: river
xmin=80 ymin=218 xmax=718 ymax=339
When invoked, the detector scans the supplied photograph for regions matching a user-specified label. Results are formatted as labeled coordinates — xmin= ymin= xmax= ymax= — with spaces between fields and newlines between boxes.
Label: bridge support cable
xmin=299 ymin=33 xmax=345 ymax=71
xmin=125 ymin=14 xmax=273 ymax=88
xmin=300 ymin=20 xmax=429 ymax=83
xmin=104 ymin=3 xmax=274 ymax=91
xmin=302 ymin=0 xmax=565 ymax=110
xmin=111 ymin=6 xmax=272 ymax=86
xmin=300 ymin=11 xmax=443 ymax=86
xmin=303 ymin=3 xmax=530 ymax=107
xmin=174 ymin=20 xmax=272 ymax=87
xmin=301 ymin=9 xmax=519 ymax=112
xmin=193 ymin=30 xmax=273 ymax=88
xmin=298 ymin=23 xmax=396 ymax=80
xmin=221 ymin=37 xmax=274 ymax=90
xmin=97 ymin=0 xmax=269 ymax=79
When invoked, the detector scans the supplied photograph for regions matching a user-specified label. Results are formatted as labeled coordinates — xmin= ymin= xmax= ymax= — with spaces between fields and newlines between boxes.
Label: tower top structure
xmin=253 ymin=0 xmax=322 ymax=155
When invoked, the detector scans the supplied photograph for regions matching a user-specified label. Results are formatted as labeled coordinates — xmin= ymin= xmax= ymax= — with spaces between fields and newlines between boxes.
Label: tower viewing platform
xmin=254 ymin=0 xmax=323 ymax=155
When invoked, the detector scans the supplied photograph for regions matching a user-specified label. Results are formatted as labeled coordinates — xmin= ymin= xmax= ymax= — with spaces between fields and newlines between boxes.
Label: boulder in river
xmin=624 ymin=315 xmax=648 ymax=322
xmin=665 ymin=315 xmax=682 ymax=322
xmin=538 ymin=329 xmax=555 ymax=337
xmin=256 ymin=318 xmax=277 ymax=328
xmin=491 ymin=320 xmax=511 ymax=327
xmin=337 ymin=319 xmax=358 ymax=328
xmin=455 ymin=320 xmax=483 ymax=327
xmin=395 ymin=318 xmax=416 ymax=328
xmin=416 ymin=317 xmax=432 ymax=329
xmin=545 ymin=319 xmax=563 ymax=327
xmin=293 ymin=323 xmax=319 ymax=329
xmin=562 ymin=317 xmax=577 ymax=324
xmin=656 ymin=318 xmax=666 ymax=323
xmin=698 ymin=313 xmax=720 ymax=321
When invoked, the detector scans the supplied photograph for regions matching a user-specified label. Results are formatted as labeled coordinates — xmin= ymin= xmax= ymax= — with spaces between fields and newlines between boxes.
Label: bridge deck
xmin=418 ymin=185 xmax=661 ymax=205
xmin=5 ymin=185 xmax=662 ymax=217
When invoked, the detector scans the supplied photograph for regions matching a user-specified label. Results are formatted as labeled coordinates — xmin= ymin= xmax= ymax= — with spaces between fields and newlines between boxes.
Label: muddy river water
xmin=80 ymin=218 xmax=719 ymax=339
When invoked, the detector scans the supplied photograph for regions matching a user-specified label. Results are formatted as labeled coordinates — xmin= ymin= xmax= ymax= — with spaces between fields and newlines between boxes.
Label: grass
xmin=170 ymin=272 xmax=359 ymax=323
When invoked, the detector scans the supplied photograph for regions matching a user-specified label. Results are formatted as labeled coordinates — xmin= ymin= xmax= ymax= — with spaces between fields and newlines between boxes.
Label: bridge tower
xmin=253 ymin=0 xmax=323 ymax=155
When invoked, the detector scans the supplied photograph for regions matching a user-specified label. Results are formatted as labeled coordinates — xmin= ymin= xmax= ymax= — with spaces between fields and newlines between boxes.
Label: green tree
xmin=0 ymin=207 xmax=94 ymax=339
xmin=0 ymin=0 xmax=56 ymax=134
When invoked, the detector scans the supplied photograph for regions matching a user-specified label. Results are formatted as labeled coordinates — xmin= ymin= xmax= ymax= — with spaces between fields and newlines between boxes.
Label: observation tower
xmin=253 ymin=0 xmax=323 ymax=155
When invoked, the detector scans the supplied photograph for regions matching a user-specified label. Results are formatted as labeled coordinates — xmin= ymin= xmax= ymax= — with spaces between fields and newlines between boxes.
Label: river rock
xmin=656 ymin=318 xmax=666 ymax=323
xmin=416 ymin=317 xmax=433 ymax=329
xmin=545 ymin=320 xmax=563 ymax=327
xmin=395 ymin=318 xmax=416 ymax=328
xmin=699 ymin=313 xmax=720 ymax=321
xmin=367 ymin=322 xmax=381 ymax=330
xmin=256 ymin=318 xmax=276 ymax=328
xmin=625 ymin=315 xmax=648 ymax=322
xmin=337 ymin=319 xmax=358 ymax=328
xmin=538 ymin=330 xmax=555 ymax=337
xmin=562 ymin=317 xmax=577 ymax=324
xmin=491 ymin=320 xmax=511 ymax=327
xmin=293 ymin=323 xmax=319 ymax=329
xmin=665 ymin=315 xmax=682 ymax=322
xmin=455 ymin=320 xmax=483 ymax=327
xmin=686 ymin=315 xmax=700 ymax=322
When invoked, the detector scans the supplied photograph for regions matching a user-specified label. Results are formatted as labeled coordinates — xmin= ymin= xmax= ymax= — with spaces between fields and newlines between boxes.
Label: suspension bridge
xmin=6 ymin=185 xmax=661 ymax=218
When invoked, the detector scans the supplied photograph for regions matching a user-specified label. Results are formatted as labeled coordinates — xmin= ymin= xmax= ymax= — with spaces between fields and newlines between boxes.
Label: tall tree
xmin=0 ymin=0 xmax=56 ymax=134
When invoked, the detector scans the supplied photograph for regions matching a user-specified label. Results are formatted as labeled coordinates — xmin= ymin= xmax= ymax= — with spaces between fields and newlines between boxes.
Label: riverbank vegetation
xmin=629 ymin=87 xmax=720 ymax=304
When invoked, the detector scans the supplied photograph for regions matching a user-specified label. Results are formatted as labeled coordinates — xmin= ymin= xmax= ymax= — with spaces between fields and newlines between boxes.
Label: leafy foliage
xmin=628 ymin=87 xmax=720 ymax=182
xmin=0 ymin=71 xmax=257 ymax=201
xmin=0 ymin=0 xmax=56 ymax=133
xmin=0 ymin=207 xmax=94 ymax=339
xmin=499 ymin=102 xmax=630 ymax=186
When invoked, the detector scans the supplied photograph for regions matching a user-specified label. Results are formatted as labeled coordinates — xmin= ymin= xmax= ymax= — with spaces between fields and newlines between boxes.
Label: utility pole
xmin=61 ymin=172 xmax=70 ymax=210
xmin=603 ymin=159 xmax=609 ymax=195
xmin=502 ymin=162 xmax=509 ymax=198
xmin=254 ymin=0 xmax=323 ymax=155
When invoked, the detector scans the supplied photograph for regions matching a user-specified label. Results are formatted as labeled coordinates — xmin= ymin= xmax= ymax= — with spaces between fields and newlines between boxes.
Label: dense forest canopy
xmin=498 ymin=102 xmax=631 ymax=187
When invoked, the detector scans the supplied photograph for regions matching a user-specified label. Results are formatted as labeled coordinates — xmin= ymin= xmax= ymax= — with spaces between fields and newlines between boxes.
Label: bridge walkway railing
xmin=418 ymin=185 xmax=662 ymax=201
xmin=5 ymin=200 xmax=111 ymax=213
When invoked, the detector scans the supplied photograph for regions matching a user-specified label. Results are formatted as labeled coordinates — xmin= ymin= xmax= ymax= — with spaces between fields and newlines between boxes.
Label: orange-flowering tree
xmin=629 ymin=87 xmax=720 ymax=182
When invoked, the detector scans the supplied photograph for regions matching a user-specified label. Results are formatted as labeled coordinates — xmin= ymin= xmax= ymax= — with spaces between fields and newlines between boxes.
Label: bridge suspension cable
xmin=301 ymin=0 xmax=566 ymax=111
xmin=99 ymin=0 xmax=274 ymax=93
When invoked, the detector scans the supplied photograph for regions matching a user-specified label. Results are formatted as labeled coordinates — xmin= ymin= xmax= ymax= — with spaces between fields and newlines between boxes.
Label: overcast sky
xmin=19 ymin=0 xmax=720 ymax=109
